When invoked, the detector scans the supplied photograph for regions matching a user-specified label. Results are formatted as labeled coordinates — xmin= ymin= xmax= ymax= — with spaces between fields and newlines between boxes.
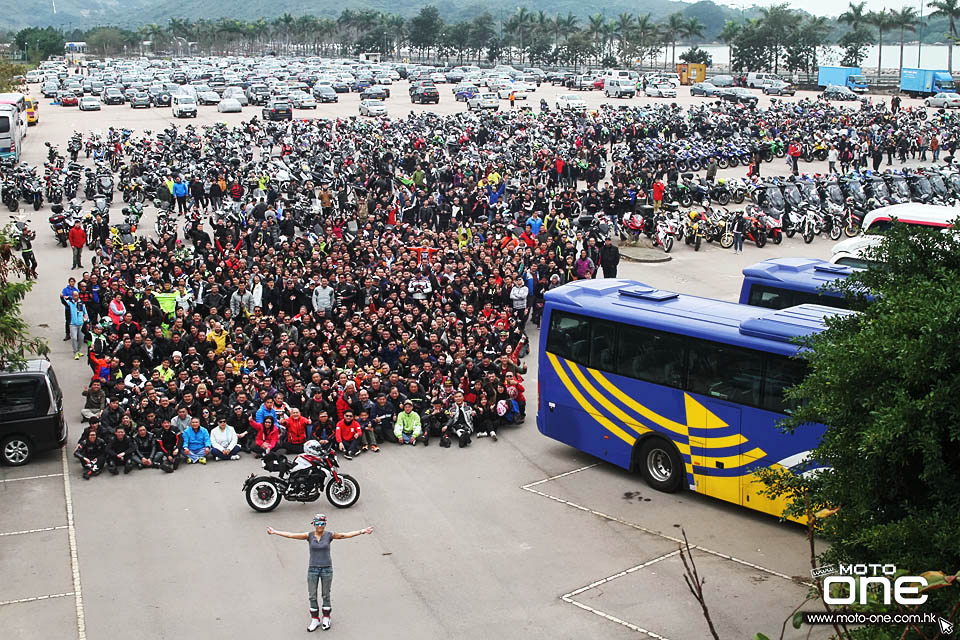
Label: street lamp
xmin=918 ymin=0 xmax=924 ymax=67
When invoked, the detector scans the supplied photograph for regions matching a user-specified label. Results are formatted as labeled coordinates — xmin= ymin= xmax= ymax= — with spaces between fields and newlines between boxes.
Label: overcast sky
xmin=717 ymin=0 xmax=926 ymax=18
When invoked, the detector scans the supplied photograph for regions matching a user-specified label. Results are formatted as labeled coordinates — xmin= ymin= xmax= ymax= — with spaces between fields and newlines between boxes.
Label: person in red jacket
xmin=250 ymin=415 xmax=280 ymax=457
xmin=652 ymin=179 xmax=665 ymax=213
xmin=68 ymin=220 xmax=87 ymax=269
xmin=281 ymin=407 xmax=312 ymax=455
xmin=334 ymin=411 xmax=363 ymax=459
xmin=788 ymin=140 xmax=802 ymax=176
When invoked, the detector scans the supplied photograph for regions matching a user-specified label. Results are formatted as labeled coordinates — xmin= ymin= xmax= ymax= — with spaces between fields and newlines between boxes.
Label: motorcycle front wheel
xmin=33 ymin=199 xmax=42 ymax=211
xmin=755 ymin=231 xmax=767 ymax=248
xmin=694 ymin=235 xmax=702 ymax=251
xmin=246 ymin=477 xmax=283 ymax=512
xmin=733 ymin=190 xmax=745 ymax=204
xmin=720 ymin=232 xmax=734 ymax=249
xmin=7 ymin=199 xmax=17 ymax=212
xmin=326 ymin=474 xmax=360 ymax=508
xmin=716 ymin=192 xmax=730 ymax=205
xmin=772 ymin=231 xmax=783 ymax=245
xmin=803 ymin=229 xmax=814 ymax=244
xmin=844 ymin=223 xmax=859 ymax=237
xmin=829 ymin=223 xmax=842 ymax=241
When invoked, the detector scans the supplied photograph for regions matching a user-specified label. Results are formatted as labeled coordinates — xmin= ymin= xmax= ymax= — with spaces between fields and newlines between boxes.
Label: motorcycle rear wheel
xmin=326 ymin=474 xmax=360 ymax=508
xmin=246 ymin=477 xmax=283 ymax=512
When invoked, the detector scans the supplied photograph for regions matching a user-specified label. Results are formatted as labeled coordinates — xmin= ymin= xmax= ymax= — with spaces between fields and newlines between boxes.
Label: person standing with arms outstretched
xmin=267 ymin=514 xmax=374 ymax=632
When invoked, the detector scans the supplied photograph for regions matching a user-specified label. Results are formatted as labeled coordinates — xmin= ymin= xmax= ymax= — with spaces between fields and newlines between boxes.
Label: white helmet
xmin=303 ymin=440 xmax=323 ymax=456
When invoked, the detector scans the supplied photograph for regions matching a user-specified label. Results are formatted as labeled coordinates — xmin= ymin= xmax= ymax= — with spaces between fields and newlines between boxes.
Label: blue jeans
xmin=210 ymin=445 xmax=241 ymax=459
xmin=733 ymin=232 xmax=744 ymax=252
xmin=307 ymin=566 xmax=333 ymax=613
xmin=401 ymin=433 xmax=417 ymax=445
xmin=184 ymin=448 xmax=207 ymax=462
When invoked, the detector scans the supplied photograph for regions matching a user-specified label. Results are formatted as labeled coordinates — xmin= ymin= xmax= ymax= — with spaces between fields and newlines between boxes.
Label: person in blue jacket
xmin=182 ymin=417 xmax=211 ymax=464
xmin=172 ymin=176 xmax=189 ymax=214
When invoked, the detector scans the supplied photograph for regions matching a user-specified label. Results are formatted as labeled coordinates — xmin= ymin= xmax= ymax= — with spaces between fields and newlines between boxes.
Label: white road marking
xmin=522 ymin=464 xmax=812 ymax=636
xmin=0 ymin=473 xmax=64 ymax=483
xmin=0 ymin=525 xmax=67 ymax=537
xmin=61 ymin=447 xmax=86 ymax=640
xmin=0 ymin=592 xmax=75 ymax=607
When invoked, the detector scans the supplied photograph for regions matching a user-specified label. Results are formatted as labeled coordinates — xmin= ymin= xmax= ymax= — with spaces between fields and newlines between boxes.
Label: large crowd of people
xmin=62 ymin=93 xmax=959 ymax=478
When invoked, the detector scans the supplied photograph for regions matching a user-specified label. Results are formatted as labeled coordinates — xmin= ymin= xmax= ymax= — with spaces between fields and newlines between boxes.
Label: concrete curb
xmin=618 ymin=242 xmax=673 ymax=264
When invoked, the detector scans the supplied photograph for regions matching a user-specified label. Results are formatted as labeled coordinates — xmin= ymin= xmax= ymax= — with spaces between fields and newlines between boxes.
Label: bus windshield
xmin=537 ymin=280 xmax=852 ymax=520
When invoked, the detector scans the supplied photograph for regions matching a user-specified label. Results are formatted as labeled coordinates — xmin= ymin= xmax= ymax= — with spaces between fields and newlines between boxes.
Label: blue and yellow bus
xmin=739 ymin=257 xmax=857 ymax=311
xmin=537 ymin=279 xmax=851 ymax=517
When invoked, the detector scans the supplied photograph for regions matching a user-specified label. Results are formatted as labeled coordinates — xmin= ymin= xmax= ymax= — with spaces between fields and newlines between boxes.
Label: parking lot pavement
xmin=0 ymin=82 xmax=881 ymax=639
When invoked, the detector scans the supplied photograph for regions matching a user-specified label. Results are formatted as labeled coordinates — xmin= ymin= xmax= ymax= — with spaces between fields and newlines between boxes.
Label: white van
xmin=25 ymin=70 xmax=44 ymax=84
xmin=171 ymin=93 xmax=198 ymax=118
xmin=604 ymin=78 xmax=636 ymax=98
xmin=746 ymin=72 xmax=782 ymax=88
xmin=0 ymin=105 xmax=23 ymax=164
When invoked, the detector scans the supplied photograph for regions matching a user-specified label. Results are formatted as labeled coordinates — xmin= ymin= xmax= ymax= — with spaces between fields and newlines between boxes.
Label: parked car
xmin=821 ymin=85 xmax=861 ymax=101
xmin=645 ymin=83 xmax=677 ymax=98
xmin=78 ymin=96 xmax=101 ymax=111
xmin=359 ymin=99 xmax=387 ymax=117
xmin=58 ymin=91 xmax=79 ymax=106
xmin=360 ymin=87 xmax=390 ymax=101
xmin=496 ymin=86 xmax=527 ymax=100
xmin=411 ymin=85 xmax=440 ymax=104
xmin=100 ymin=87 xmax=124 ymax=105
xmin=555 ymin=94 xmax=588 ymax=112
xmin=312 ymin=85 xmax=338 ymax=103
xmin=222 ymin=87 xmax=249 ymax=106
xmin=42 ymin=82 xmax=60 ymax=98
xmin=925 ymin=92 xmax=960 ymax=108
xmin=572 ymin=75 xmax=594 ymax=91
xmin=720 ymin=87 xmax=759 ymax=106
xmin=604 ymin=78 xmax=636 ymax=98
xmin=152 ymin=91 xmax=172 ymax=107
xmin=408 ymin=80 xmax=435 ymax=96
xmin=691 ymin=82 xmax=722 ymax=97
xmin=0 ymin=360 xmax=67 ymax=466
xmin=710 ymin=75 xmax=735 ymax=87
xmin=467 ymin=93 xmax=499 ymax=111
xmin=197 ymin=91 xmax=221 ymax=105
xmin=289 ymin=91 xmax=317 ymax=109
xmin=453 ymin=84 xmax=479 ymax=101
xmin=763 ymin=80 xmax=795 ymax=96
xmin=261 ymin=100 xmax=293 ymax=120
xmin=217 ymin=98 xmax=243 ymax=113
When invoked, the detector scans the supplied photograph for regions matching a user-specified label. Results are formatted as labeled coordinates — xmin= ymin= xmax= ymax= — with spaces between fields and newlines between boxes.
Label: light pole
xmin=917 ymin=0 xmax=924 ymax=67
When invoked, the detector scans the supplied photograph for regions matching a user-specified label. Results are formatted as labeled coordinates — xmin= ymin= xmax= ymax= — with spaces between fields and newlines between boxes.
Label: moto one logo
xmin=823 ymin=565 xmax=928 ymax=606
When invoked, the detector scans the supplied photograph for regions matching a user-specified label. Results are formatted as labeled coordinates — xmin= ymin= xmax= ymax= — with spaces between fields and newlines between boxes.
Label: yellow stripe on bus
xmin=546 ymin=353 xmax=636 ymax=446
xmin=565 ymin=361 xmax=655 ymax=441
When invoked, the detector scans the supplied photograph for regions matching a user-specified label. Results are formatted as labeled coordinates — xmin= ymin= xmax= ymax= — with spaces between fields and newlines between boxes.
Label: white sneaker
xmin=490 ymin=431 xmax=498 ymax=441
xmin=230 ymin=454 xmax=241 ymax=460
xmin=308 ymin=618 xmax=320 ymax=632
xmin=321 ymin=616 xmax=331 ymax=630
xmin=477 ymin=432 xmax=488 ymax=438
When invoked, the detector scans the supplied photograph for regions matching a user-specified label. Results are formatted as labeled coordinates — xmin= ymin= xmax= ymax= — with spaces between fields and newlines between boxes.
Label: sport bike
xmin=242 ymin=447 xmax=360 ymax=512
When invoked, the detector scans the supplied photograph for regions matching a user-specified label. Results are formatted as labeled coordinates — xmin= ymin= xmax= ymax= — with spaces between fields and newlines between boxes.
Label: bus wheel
xmin=637 ymin=438 xmax=683 ymax=493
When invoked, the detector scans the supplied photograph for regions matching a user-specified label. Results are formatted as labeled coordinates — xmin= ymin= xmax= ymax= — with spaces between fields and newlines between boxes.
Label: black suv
xmin=0 ymin=360 xmax=66 ymax=466
xmin=411 ymin=85 xmax=440 ymax=104
xmin=262 ymin=100 xmax=293 ymax=121
xmin=360 ymin=87 xmax=389 ymax=101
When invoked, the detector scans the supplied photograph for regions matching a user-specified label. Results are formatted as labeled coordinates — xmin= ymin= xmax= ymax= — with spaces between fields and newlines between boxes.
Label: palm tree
xmin=867 ymin=9 xmax=896 ymax=79
xmin=615 ymin=13 xmax=634 ymax=64
xmin=890 ymin=7 xmax=920 ymax=77
xmin=719 ymin=20 xmax=740 ymax=72
xmin=838 ymin=2 xmax=868 ymax=31
xmin=798 ymin=16 xmax=831 ymax=73
xmin=759 ymin=4 xmax=794 ymax=74
xmin=930 ymin=0 xmax=960 ymax=72
xmin=684 ymin=17 xmax=704 ymax=44
xmin=664 ymin=12 xmax=687 ymax=69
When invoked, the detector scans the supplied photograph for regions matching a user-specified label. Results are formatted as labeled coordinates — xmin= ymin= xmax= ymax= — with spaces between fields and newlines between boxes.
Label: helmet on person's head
xmin=303 ymin=440 xmax=323 ymax=456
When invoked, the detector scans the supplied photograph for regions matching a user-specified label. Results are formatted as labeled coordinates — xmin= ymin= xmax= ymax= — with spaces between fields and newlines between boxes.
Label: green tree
xmin=930 ymin=0 xmax=960 ymax=72
xmin=469 ymin=13 xmax=495 ymax=65
xmin=408 ymin=6 xmax=443 ymax=61
xmin=0 ymin=59 xmax=26 ymax=93
xmin=758 ymin=3 xmax=794 ymax=75
xmin=0 ymin=231 xmax=49 ymax=370
xmin=839 ymin=26 xmax=872 ymax=67
xmin=867 ymin=9 xmax=896 ymax=79
xmin=838 ymin=1 xmax=869 ymax=31
xmin=86 ymin=27 xmax=128 ymax=56
xmin=14 ymin=27 xmax=64 ymax=62
xmin=679 ymin=46 xmax=711 ymax=66
xmin=718 ymin=20 xmax=741 ymax=72
xmin=891 ymin=6 xmax=920 ymax=78
xmin=762 ymin=222 xmax=960 ymax=638
xmin=663 ymin=12 xmax=688 ymax=69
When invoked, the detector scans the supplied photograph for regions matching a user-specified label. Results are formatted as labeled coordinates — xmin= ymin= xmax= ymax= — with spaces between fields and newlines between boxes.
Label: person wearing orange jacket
xmin=68 ymin=220 xmax=87 ymax=269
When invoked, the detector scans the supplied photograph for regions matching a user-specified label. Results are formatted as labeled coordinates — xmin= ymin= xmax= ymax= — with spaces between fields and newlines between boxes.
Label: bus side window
xmin=762 ymin=356 xmax=808 ymax=413
xmin=748 ymin=284 xmax=790 ymax=309
xmin=688 ymin=342 xmax=763 ymax=406
xmin=620 ymin=326 xmax=686 ymax=388
xmin=546 ymin=311 xmax=591 ymax=364
xmin=589 ymin=321 xmax=617 ymax=372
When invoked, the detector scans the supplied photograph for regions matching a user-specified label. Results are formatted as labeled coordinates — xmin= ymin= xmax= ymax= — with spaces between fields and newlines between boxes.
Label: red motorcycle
xmin=742 ymin=206 xmax=768 ymax=248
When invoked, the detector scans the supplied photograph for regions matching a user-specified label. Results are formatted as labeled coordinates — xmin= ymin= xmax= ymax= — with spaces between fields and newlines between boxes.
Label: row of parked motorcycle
xmin=610 ymin=164 xmax=960 ymax=253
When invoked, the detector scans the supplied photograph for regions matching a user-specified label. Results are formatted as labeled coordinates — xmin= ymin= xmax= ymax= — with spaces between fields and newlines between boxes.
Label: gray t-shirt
xmin=308 ymin=531 xmax=333 ymax=568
